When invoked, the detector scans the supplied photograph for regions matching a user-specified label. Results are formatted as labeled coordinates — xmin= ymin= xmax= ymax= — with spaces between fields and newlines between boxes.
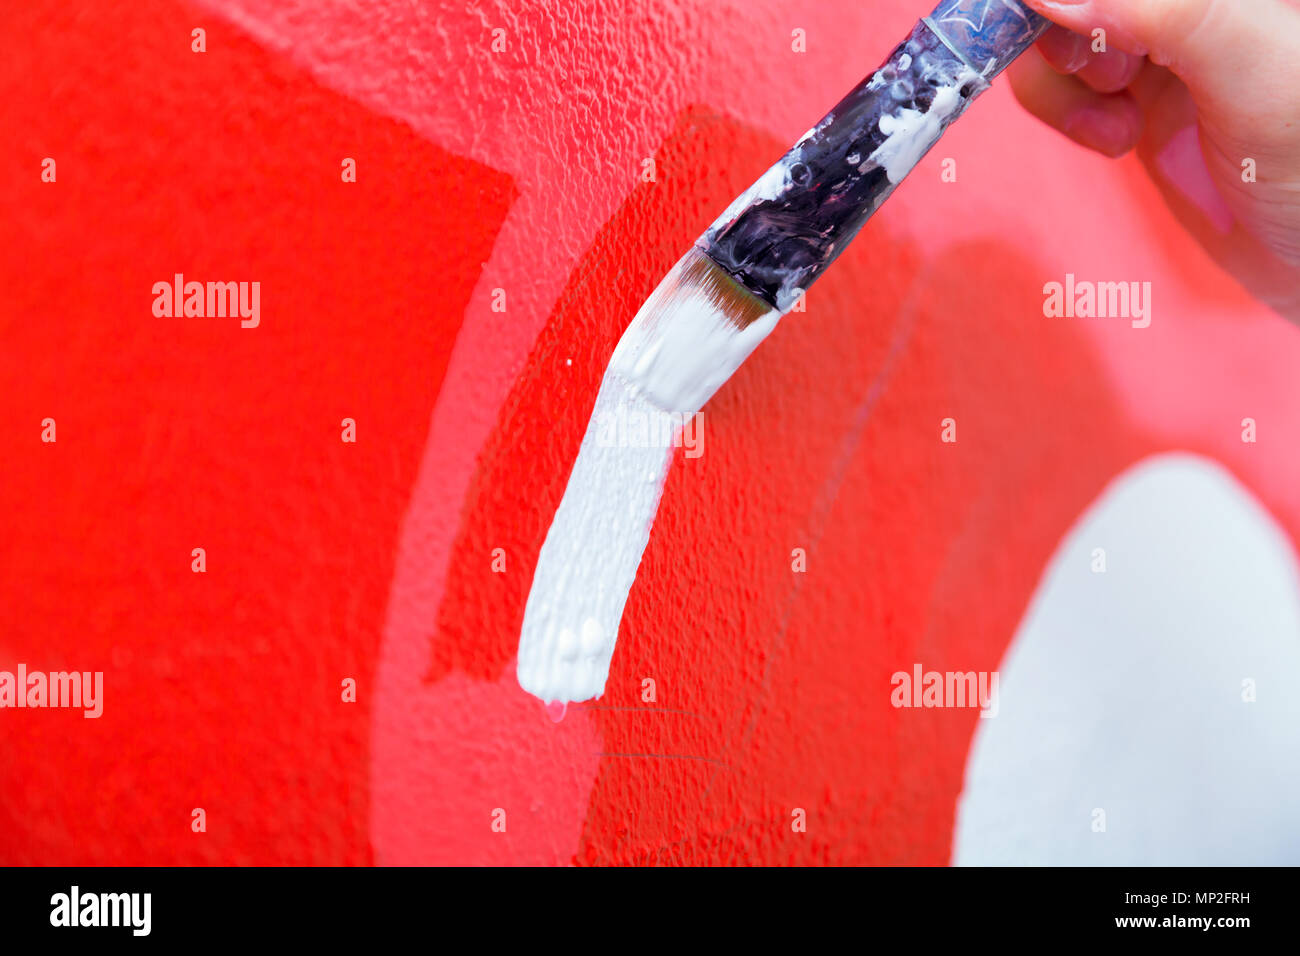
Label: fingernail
xmin=1034 ymin=2 xmax=1150 ymax=55
xmin=1064 ymin=108 xmax=1137 ymax=158
xmin=1040 ymin=28 xmax=1091 ymax=73
xmin=1156 ymin=124 xmax=1235 ymax=234
xmin=1081 ymin=50 xmax=1140 ymax=93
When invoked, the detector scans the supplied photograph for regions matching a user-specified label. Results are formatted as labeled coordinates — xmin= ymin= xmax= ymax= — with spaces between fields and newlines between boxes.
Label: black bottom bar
xmin=0 ymin=865 xmax=1281 ymax=943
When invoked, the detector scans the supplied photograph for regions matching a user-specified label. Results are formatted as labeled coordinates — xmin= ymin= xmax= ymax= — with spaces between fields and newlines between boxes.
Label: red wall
xmin=3 ymin=0 xmax=1298 ymax=864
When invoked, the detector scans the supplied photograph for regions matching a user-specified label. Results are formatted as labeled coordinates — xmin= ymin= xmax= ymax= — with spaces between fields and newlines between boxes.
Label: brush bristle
xmin=672 ymin=247 xmax=776 ymax=331
xmin=607 ymin=247 xmax=780 ymax=416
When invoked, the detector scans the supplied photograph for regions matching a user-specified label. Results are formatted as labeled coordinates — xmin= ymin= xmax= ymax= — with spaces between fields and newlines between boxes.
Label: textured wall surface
xmin=2 ymin=0 xmax=1298 ymax=864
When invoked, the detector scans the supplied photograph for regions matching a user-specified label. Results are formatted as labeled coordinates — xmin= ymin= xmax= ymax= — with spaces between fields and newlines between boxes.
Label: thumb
xmin=1021 ymin=0 xmax=1300 ymax=112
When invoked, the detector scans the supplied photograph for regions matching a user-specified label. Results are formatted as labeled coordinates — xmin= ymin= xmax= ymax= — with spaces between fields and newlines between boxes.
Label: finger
xmin=1009 ymin=47 xmax=1144 ymax=156
xmin=1075 ymin=48 xmax=1145 ymax=94
xmin=1022 ymin=0 xmax=1300 ymax=108
xmin=1125 ymin=60 xmax=1182 ymax=115
xmin=1036 ymin=24 xmax=1092 ymax=74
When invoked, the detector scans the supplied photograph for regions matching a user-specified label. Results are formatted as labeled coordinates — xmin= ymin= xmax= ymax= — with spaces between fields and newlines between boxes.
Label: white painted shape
xmin=953 ymin=453 xmax=1300 ymax=865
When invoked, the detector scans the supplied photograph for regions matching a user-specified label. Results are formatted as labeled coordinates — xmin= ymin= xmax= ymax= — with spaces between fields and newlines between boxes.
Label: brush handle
xmin=925 ymin=0 xmax=1054 ymax=76
xmin=699 ymin=0 xmax=1049 ymax=312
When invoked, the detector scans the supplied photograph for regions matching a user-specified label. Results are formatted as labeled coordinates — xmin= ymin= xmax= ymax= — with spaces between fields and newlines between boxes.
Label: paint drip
xmin=545 ymin=700 xmax=568 ymax=723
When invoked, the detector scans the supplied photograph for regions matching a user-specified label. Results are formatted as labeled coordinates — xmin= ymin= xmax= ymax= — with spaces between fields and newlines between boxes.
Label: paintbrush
xmin=518 ymin=0 xmax=1050 ymax=713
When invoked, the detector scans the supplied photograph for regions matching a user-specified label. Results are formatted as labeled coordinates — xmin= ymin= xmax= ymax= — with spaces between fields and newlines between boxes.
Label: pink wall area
xmin=3 ymin=0 xmax=1299 ymax=865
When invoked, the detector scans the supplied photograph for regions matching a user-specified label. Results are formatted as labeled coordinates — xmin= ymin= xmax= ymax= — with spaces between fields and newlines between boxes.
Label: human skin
xmin=1008 ymin=0 xmax=1300 ymax=323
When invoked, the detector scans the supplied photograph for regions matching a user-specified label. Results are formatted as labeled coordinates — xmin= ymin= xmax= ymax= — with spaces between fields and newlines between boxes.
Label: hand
xmin=1008 ymin=0 xmax=1300 ymax=322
